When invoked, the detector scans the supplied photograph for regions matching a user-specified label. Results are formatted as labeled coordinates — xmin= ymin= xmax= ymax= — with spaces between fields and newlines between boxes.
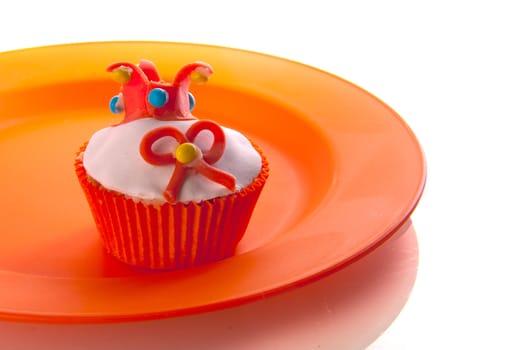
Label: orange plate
xmin=0 ymin=42 xmax=425 ymax=323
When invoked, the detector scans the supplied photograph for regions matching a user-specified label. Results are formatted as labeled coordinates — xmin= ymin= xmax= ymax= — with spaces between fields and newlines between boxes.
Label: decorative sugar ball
xmin=148 ymin=88 xmax=169 ymax=108
xmin=109 ymin=95 xmax=123 ymax=114
xmin=112 ymin=67 xmax=132 ymax=84
xmin=188 ymin=92 xmax=195 ymax=111
xmin=174 ymin=143 xmax=199 ymax=164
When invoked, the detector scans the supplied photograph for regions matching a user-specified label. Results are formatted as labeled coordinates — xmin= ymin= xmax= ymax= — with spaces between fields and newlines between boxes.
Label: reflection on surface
xmin=0 ymin=221 xmax=418 ymax=350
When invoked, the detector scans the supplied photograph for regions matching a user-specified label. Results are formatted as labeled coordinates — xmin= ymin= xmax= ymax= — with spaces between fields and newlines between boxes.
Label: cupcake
xmin=75 ymin=59 xmax=268 ymax=270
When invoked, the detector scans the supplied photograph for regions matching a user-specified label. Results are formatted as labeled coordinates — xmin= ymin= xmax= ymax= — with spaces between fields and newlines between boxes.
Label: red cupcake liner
xmin=75 ymin=144 xmax=268 ymax=270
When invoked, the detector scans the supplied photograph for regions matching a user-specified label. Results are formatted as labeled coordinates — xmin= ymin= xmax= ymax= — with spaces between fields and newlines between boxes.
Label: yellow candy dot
xmin=112 ymin=66 xmax=132 ymax=84
xmin=190 ymin=71 xmax=208 ymax=83
xmin=174 ymin=143 xmax=199 ymax=164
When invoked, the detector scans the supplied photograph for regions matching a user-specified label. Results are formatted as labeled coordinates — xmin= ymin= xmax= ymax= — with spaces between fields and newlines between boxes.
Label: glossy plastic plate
xmin=0 ymin=42 xmax=425 ymax=322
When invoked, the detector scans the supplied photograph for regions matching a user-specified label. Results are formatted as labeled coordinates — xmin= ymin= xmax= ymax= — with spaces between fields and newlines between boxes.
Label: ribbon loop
xmin=139 ymin=121 xmax=236 ymax=203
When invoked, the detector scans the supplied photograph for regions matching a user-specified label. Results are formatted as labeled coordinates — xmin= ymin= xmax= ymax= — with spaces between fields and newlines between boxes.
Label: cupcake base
xmin=75 ymin=144 xmax=268 ymax=270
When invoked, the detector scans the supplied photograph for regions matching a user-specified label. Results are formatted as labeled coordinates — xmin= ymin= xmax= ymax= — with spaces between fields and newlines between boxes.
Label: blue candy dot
xmin=109 ymin=95 xmax=123 ymax=114
xmin=188 ymin=92 xmax=195 ymax=111
xmin=148 ymin=88 xmax=169 ymax=108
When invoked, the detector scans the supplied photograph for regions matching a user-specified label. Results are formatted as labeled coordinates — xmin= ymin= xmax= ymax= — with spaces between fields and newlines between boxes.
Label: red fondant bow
xmin=140 ymin=120 xmax=236 ymax=204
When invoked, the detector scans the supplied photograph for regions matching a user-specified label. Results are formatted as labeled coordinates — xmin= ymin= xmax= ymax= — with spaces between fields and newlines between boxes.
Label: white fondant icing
xmin=83 ymin=118 xmax=262 ymax=203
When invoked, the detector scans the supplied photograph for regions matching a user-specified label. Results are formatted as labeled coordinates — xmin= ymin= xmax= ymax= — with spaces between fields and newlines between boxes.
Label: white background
xmin=1 ymin=0 xmax=524 ymax=348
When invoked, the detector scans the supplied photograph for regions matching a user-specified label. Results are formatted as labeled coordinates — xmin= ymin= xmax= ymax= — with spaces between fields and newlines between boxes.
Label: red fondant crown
xmin=107 ymin=60 xmax=213 ymax=124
